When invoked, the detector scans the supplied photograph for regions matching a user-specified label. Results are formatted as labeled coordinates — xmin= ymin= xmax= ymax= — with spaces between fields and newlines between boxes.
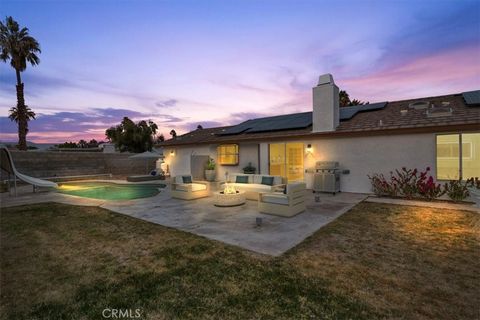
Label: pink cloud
xmin=0 ymin=132 xmax=106 ymax=144
xmin=338 ymin=45 xmax=480 ymax=102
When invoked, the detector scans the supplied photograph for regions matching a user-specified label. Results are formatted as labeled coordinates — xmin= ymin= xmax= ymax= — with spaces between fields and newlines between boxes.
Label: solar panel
xmin=339 ymin=106 xmax=360 ymax=120
xmin=462 ymin=90 xmax=480 ymax=106
xmin=339 ymin=102 xmax=387 ymax=120
xmin=219 ymin=112 xmax=312 ymax=135
xmin=247 ymin=112 xmax=312 ymax=133
xmin=219 ymin=119 xmax=255 ymax=135
xmin=219 ymin=102 xmax=388 ymax=136
xmin=359 ymin=102 xmax=388 ymax=111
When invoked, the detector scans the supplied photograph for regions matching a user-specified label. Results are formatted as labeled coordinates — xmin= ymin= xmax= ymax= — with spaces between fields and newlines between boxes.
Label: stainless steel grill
xmin=313 ymin=161 xmax=340 ymax=195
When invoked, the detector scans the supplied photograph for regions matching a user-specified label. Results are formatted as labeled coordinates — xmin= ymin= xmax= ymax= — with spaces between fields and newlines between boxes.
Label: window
xmin=269 ymin=142 xmax=304 ymax=181
xmin=269 ymin=143 xmax=286 ymax=177
xmin=462 ymin=133 xmax=480 ymax=179
xmin=217 ymin=144 xmax=239 ymax=165
xmin=436 ymin=133 xmax=480 ymax=180
xmin=286 ymin=143 xmax=304 ymax=182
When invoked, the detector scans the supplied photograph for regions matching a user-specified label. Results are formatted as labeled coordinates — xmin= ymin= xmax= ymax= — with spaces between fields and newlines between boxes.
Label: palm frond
xmin=0 ymin=16 xmax=41 ymax=71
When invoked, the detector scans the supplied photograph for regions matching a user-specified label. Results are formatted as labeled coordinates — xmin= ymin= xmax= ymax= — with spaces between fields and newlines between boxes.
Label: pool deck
xmin=1 ymin=181 xmax=478 ymax=256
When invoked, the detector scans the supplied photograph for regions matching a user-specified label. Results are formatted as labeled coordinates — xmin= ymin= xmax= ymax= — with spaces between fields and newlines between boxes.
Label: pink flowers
xmin=417 ymin=175 xmax=444 ymax=201
xmin=368 ymin=167 xmax=444 ymax=200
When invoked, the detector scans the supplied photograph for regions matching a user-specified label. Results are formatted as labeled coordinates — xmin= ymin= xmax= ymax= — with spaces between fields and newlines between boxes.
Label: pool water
xmin=57 ymin=182 xmax=166 ymax=200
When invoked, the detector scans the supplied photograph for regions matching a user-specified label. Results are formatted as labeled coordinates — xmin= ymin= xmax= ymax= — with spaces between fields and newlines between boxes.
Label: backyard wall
xmin=5 ymin=151 xmax=157 ymax=178
xmin=164 ymin=133 xmax=437 ymax=193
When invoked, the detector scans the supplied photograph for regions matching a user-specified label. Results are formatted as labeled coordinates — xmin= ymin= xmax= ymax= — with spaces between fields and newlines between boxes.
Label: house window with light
xmin=217 ymin=144 xmax=239 ymax=165
xmin=436 ymin=133 xmax=480 ymax=180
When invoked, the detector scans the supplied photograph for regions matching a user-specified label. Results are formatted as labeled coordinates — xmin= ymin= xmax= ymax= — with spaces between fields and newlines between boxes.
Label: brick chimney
xmin=312 ymin=74 xmax=339 ymax=132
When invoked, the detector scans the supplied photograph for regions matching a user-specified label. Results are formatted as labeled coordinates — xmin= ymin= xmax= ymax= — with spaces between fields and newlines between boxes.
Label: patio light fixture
xmin=306 ymin=144 xmax=313 ymax=154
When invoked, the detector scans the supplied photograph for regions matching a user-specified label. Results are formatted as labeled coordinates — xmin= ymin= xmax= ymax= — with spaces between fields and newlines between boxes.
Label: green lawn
xmin=1 ymin=202 xmax=478 ymax=319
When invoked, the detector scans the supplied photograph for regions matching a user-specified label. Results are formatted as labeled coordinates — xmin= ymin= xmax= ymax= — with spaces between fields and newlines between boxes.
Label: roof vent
xmin=400 ymin=109 xmax=408 ymax=116
xmin=409 ymin=101 xmax=429 ymax=110
xmin=426 ymin=105 xmax=453 ymax=118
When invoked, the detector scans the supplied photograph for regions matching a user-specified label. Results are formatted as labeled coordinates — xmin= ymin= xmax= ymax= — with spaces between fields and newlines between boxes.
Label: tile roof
xmin=159 ymin=91 xmax=480 ymax=147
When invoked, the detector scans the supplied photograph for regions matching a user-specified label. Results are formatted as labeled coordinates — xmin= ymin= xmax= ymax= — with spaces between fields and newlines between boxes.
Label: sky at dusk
xmin=0 ymin=0 xmax=479 ymax=143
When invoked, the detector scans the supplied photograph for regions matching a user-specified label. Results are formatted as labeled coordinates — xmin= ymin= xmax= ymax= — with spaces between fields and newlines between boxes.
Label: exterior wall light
xmin=306 ymin=144 xmax=313 ymax=153
xmin=170 ymin=149 xmax=175 ymax=156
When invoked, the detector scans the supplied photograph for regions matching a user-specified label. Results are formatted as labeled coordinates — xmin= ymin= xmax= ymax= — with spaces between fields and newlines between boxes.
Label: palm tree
xmin=8 ymin=105 xmax=36 ymax=127
xmin=0 ymin=16 xmax=41 ymax=150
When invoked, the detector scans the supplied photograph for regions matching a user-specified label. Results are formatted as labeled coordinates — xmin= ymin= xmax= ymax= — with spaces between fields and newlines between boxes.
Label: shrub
xmin=391 ymin=167 xmax=419 ymax=199
xmin=417 ymin=174 xmax=445 ymax=201
xmin=368 ymin=167 xmax=444 ymax=201
xmin=443 ymin=180 xmax=470 ymax=202
xmin=368 ymin=173 xmax=398 ymax=197
xmin=466 ymin=177 xmax=480 ymax=189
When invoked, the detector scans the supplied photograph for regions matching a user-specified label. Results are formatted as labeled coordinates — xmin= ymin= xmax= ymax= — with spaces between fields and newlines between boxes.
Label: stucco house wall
xmin=164 ymin=132 xmax=436 ymax=194
xmin=302 ymin=132 xmax=435 ymax=193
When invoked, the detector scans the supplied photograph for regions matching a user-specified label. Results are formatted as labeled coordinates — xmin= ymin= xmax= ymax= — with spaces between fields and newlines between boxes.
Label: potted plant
xmin=205 ymin=158 xmax=216 ymax=182
xmin=243 ymin=162 xmax=256 ymax=174
xmin=467 ymin=177 xmax=480 ymax=208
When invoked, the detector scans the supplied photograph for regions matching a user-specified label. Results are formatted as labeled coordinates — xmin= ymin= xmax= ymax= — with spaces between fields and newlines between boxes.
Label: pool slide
xmin=0 ymin=145 xmax=58 ymax=195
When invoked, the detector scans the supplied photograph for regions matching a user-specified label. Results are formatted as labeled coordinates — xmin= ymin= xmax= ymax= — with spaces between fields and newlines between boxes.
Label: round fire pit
xmin=213 ymin=190 xmax=246 ymax=207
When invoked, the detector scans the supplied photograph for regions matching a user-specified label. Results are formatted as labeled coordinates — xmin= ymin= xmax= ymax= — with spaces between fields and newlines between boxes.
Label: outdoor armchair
xmin=258 ymin=182 xmax=306 ymax=217
xmin=171 ymin=175 xmax=210 ymax=200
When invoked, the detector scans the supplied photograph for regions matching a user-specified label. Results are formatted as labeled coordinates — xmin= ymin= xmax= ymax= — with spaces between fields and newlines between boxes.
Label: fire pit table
xmin=213 ymin=190 xmax=246 ymax=207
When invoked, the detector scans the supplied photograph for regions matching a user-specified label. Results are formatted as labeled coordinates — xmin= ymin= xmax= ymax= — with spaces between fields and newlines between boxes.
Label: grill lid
xmin=315 ymin=161 xmax=339 ymax=170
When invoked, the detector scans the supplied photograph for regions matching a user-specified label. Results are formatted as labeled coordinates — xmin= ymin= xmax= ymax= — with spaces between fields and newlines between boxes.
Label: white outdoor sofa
xmin=171 ymin=175 xmax=210 ymax=200
xmin=258 ymin=182 xmax=306 ymax=217
xmin=222 ymin=174 xmax=286 ymax=200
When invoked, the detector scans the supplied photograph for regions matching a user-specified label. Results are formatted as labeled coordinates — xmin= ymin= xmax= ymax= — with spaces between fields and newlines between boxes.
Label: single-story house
xmin=158 ymin=74 xmax=480 ymax=193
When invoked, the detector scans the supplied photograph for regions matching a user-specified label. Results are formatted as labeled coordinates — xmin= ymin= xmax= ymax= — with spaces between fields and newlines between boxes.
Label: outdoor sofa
xmin=258 ymin=182 xmax=306 ymax=217
xmin=171 ymin=175 xmax=210 ymax=200
xmin=222 ymin=174 xmax=285 ymax=200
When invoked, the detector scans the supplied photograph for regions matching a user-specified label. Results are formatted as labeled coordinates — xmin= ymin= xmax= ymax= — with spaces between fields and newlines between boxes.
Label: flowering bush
xmin=368 ymin=167 xmax=444 ymax=200
xmin=391 ymin=167 xmax=419 ymax=199
xmin=367 ymin=173 xmax=398 ymax=197
xmin=416 ymin=169 xmax=445 ymax=201
xmin=444 ymin=179 xmax=470 ymax=202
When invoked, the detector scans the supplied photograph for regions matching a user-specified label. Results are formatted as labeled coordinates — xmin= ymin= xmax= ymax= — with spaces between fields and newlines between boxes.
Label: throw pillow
xmin=235 ymin=175 xmax=249 ymax=184
xmin=261 ymin=176 xmax=274 ymax=186
xmin=182 ymin=175 xmax=192 ymax=183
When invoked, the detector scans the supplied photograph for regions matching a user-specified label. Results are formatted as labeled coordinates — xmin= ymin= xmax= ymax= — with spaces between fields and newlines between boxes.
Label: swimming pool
xmin=57 ymin=182 xmax=166 ymax=200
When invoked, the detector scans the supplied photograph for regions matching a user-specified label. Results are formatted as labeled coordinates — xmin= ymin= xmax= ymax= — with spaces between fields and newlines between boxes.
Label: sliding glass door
xmin=269 ymin=143 xmax=286 ymax=177
xmin=269 ymin=142 xmax=304 ymax=182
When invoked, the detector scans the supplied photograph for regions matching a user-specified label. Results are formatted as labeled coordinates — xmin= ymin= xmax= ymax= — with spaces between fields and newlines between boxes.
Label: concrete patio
xmin=104 ymin=190 xmax=367 ymax=256
xmin=5 ymin=181 xmax=477 ymax=255
xmin=0 ymin=183 xmax=367 ymax=256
